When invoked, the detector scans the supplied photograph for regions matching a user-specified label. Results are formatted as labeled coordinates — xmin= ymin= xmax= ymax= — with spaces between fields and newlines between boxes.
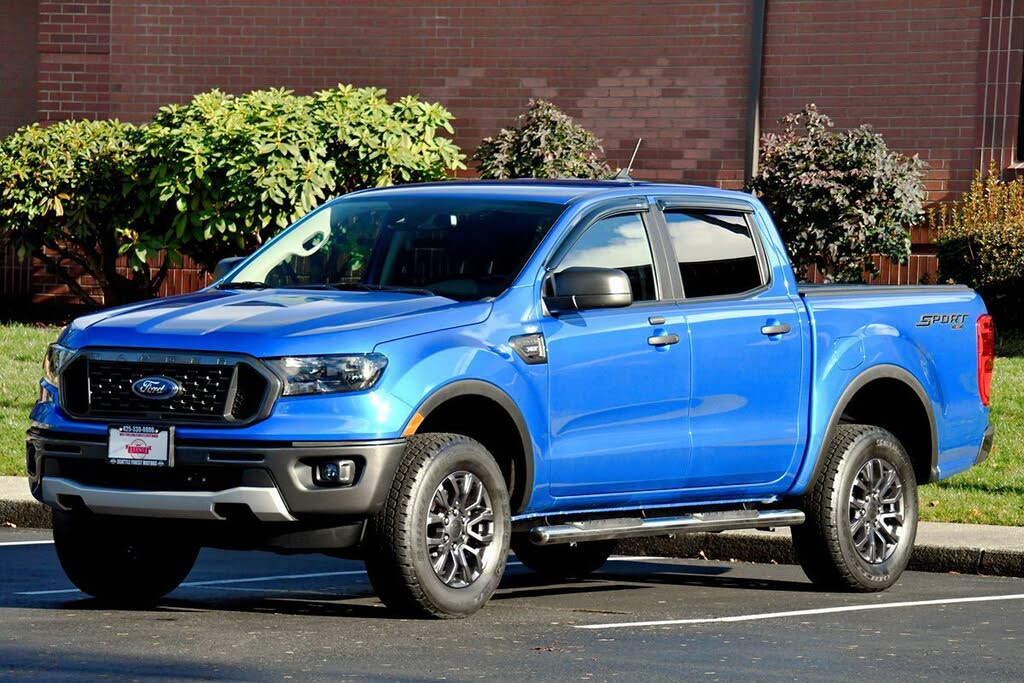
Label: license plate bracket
xmin=107 ymin=425 xmax=174 ymax=467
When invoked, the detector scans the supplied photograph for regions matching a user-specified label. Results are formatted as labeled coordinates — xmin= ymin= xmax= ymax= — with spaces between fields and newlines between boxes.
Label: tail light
xmin=976 ymin=314 xmax=995 ymax=406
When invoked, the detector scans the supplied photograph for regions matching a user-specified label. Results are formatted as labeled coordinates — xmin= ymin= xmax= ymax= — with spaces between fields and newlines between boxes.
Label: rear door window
xmin=663 ymin=210 xmax=763 ymax=298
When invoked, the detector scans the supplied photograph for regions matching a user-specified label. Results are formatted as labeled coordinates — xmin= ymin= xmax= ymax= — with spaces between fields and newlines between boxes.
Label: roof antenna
xmin=615 ymin=138 xmax=642 ymax=180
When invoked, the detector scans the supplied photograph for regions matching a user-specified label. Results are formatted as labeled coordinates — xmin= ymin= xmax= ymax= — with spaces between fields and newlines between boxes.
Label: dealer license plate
xmin=108 ymin=425 xmax=173 ymax=467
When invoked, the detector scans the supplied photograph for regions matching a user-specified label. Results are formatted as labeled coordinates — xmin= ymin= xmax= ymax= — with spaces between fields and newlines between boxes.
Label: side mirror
xmin=212 ymin=256 xmax=246 ymax=282
xmin=543 ymin=267 xmax=633 ymax=314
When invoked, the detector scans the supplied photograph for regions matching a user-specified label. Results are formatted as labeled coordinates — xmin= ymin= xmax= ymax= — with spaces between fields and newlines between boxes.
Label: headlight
xmin=43 ymin=343 xmax=76 ymax=385
xmin=266 ymin=353 xmax=388 ymax=396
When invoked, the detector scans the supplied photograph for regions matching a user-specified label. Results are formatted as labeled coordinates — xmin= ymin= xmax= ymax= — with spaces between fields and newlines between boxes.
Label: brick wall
xmin=5 ymin=0 xmax=1023 ymax=305
xmin=0 ymin=0 xmax=39 ymax=137
xmin=761 ymin=0 xmax=1023 ymax=284
xmin=102 ymin=0 xmax=755 ymax=187
xmin=37 ymin=0 xmax=112 ymax=123
xmin=25 ymin=251 xmax=211 ymax=309
xmin=761 ymin=0 xmax=1018 ymax=202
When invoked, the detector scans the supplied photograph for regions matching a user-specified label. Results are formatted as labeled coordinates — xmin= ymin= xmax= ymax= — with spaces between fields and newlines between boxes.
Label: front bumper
xmin=26 ymin=428 xmax=406 ymax=522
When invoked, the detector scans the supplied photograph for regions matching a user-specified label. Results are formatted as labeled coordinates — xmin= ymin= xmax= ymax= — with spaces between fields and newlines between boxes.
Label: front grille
xmin=60 ymin=350 xmax=275 ymax=425
xmin=89 ymin=360 xmax=234 ymax=418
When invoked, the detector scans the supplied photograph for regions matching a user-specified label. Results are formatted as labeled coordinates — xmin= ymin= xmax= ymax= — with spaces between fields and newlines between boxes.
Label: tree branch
xmin=32 ymin=247 xmax=103 ymax=309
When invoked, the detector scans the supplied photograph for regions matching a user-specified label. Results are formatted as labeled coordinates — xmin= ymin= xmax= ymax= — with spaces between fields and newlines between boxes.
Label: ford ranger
xmin=27 ymin=180 xmax=995 ymax=617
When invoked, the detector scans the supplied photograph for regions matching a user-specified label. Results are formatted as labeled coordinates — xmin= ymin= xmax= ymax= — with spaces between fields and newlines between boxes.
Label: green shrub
xmin=934 ymin=164 xmax=1024 ymax=328
xmin=141 ymin=85 xmax=466 ymax=271
xmin=747 ymin=104 xmax=927 ymax=283
xmin=0 ymin=119 xmax=176 ymax=308
xmin=473 ymin=99 xmax=613 ymax=180
xmin=0 ymin=85 xmax=466 ymax=308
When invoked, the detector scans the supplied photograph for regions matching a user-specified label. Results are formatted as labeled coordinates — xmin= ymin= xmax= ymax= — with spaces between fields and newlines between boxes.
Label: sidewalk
xmin=3 ymin=475 xmax=1022 ymax=577
xmin=0 ymin=476 xmax=51 ymax=529
xmin=623 ymin=522 xmax=1024 ymax=577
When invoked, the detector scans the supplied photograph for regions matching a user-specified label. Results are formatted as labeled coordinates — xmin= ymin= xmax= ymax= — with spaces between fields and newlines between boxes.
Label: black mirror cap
xmin=544 ymin=266 xmax=633 ymax=313
xmin=212 ymin=256 xmax=246 ymax=282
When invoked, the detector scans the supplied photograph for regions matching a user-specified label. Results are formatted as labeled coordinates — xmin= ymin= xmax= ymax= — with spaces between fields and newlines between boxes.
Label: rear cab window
xmin=662 ymin=210 xmax=765 ymax=298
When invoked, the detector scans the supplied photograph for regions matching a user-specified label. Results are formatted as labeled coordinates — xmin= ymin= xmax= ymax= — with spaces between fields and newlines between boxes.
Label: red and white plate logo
xmin=125 ymin=439 xmax=152 ymax=458
xmin=108 ymin=425 xmax=170 ymax=467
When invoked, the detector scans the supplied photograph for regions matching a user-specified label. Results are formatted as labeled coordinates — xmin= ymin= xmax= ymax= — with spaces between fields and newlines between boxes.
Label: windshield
xmin=226 ymin=195 xmax=566 ymax=301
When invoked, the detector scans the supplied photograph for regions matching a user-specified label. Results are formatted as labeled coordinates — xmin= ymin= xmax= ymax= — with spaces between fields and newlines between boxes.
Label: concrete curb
xmin=0 ymin=497 xmax=51 ymax=529
xmin=0 ymin=477 xmax=51 ymax=529
xmin=3 ymin=475 xmax=1022 ymax=579
xmin=620 ymin=527 xmax=1024 ymax=578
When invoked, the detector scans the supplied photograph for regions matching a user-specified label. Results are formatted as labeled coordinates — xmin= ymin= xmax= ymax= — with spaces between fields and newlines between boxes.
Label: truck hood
xmin=65 ymin=289 xmax=492 ymax=357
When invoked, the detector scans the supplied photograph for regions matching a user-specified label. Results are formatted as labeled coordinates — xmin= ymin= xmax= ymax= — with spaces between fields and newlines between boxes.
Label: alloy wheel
xmin=426 ymin=470 xmax=496 ymax=588
xmin=848 ymin=457 xmax=906 ymax=564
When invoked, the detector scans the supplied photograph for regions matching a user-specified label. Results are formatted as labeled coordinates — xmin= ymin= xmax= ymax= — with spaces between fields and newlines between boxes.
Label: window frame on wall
xmin=1017 ymin=62 xmax=1024 ymax=162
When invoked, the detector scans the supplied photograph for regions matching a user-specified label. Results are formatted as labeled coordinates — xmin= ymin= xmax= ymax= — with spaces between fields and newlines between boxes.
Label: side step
xmin=529 ymin=508 xmax=805 ymax=545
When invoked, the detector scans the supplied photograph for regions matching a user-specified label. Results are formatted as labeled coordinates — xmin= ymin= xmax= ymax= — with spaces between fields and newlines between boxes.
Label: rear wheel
xmin=364 ymin=433 xmax=511 ymax=618
xmin=511 ymin=535 xmax=615 ymax=580
xmin=792 ymin=424 xmax=918 ymax=592
xmin=52 ymin=511 xmax=198 ymax=606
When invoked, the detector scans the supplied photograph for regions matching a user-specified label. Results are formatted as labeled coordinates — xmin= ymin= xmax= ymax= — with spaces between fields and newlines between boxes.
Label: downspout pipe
xmin=744 ymin=0 xmax=768 ymax=184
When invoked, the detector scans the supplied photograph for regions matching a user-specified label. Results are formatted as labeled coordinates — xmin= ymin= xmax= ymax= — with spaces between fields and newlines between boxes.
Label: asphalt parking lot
xmin=1 ymin=528 xmax=1022 ymax=682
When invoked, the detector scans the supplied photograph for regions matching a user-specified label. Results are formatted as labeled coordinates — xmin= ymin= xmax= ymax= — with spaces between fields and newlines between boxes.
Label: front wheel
xmin=52 ymin=511 xmax=198 ymax=606
xmin=364 ymin=433 xmax=511 ymax=618
xmin=792 ymin=424 xmax=918 ymax=592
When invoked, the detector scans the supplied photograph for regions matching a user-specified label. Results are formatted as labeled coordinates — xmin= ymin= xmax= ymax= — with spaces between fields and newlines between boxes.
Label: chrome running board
xmin=529 ymin=508 xmax=805 ymax=545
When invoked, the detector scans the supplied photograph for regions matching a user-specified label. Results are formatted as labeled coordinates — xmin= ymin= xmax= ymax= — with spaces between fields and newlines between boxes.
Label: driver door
xmin=542 ymin=207 xmax=692 ymax=499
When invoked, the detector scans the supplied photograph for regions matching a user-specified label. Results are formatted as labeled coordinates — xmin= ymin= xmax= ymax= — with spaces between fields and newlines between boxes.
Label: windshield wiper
xmin=324 ymin=283 xmax=435 ymax=296
xmin=215 ymin=281 xmax=270 ymax=290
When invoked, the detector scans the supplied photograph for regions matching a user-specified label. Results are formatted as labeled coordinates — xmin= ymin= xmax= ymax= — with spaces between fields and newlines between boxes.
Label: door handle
xmin=648 ymin=333 xmax=681 ymax=347
xmin=760 ymin=323 xmax=792 ymax=336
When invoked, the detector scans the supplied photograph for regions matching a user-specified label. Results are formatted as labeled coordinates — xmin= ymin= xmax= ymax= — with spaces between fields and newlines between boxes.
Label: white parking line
xmin=0 ymin=540 xmax=54 ymax=547
xmin=575 ymin=593 xmax=1024 ymax=629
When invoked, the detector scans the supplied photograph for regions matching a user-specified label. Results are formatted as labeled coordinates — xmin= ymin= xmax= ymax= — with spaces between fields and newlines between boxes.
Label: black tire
xmin=511 ymin=535 xmax=615 ymax=580
xmin=792 ymin=424 xmax=918 ymax=592
xmin=364 ymin=433 xmax=511 ymax=618
xmin=52 ymin=511 xmax=198 ymax=606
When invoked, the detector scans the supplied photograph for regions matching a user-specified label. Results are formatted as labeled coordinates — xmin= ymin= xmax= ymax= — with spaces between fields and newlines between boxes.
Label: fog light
xmin=313 ymin=460 xmax=355 ymax=487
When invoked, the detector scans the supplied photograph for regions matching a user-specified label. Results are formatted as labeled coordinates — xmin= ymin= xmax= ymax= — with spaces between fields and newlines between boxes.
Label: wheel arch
xmin=406 ymin=379 xmax=535 ymax=514
xmin=810 ymin=365 xmax=938 ymax=490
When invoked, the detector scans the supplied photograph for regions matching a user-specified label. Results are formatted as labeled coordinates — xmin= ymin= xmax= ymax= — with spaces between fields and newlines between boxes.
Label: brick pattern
xmin=762 ymin=0 xmax=997 ymax=202
xmin=0 ymin=249 xmax=33 ymax=300
xmin=0 ymin=0 xmax=39 ymax=136
xmin=102 ymin=0 xmax=755 ymax=187
xmin=37 ymin=0 xmax=112 ymax=122
xmin=26 ymin=251 xmax=211 ymax=308
xmin=6 ymin=0 xmax=1021 ymax=304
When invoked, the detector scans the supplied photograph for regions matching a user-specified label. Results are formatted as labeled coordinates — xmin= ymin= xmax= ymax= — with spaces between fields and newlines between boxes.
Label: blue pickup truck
xmin=28 ymin=179 xmax=994 ymax=617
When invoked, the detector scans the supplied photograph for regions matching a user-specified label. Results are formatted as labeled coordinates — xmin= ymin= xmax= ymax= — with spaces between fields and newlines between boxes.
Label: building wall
xmin=5 ymin=0 xmax=1024 ymax=306
xmin=0 ymin=0 xmax=39 ymax=137
xmin=99 ymin=0 xmax=754 ymax=187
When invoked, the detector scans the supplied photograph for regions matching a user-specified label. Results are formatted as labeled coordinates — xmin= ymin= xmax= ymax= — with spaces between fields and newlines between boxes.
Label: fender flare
xmin=411 ymin=379 xmax=535 ymax=513
xmin=806 ymin=364 xmax=939 ymax=489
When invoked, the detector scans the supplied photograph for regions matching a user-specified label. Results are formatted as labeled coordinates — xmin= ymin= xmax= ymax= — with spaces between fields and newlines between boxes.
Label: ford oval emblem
xmin=131 ymin=376 xmax=181 ymax=401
